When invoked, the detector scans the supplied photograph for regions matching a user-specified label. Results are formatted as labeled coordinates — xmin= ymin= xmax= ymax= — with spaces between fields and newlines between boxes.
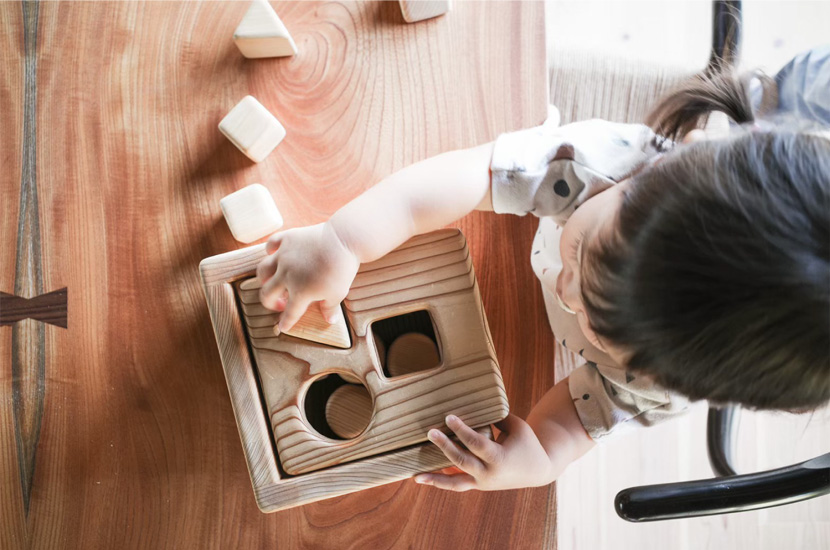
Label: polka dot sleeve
xmin=489 ymin=119 xmax=665 ymax=225
xmin=568 ymin=361 xmax=691 ymax=441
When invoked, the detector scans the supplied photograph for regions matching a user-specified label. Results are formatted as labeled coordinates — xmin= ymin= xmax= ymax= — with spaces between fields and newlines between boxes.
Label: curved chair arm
xmin=707 ymin=405 xmax=740 ymax=477
xmin=615 ymin=453 xmax=830 ymax=522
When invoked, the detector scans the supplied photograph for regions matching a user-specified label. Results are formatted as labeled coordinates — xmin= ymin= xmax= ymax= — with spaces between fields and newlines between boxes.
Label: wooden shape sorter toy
xmin=200 ymin=228 xmax=509 ymax=511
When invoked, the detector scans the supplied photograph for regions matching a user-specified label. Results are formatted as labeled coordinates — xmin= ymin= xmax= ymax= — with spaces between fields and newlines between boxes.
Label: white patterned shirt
xmin=489 ymin=118 xmax=690 ymax=441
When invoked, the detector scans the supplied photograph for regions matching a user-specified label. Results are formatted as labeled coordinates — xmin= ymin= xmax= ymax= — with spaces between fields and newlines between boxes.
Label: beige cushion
xmin=549 ymin=48 xmax=695 ymax=125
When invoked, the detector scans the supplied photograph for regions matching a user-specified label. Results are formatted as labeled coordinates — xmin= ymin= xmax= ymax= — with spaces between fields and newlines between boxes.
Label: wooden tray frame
xmin=199 ymin=239 xmax=497 ymax=513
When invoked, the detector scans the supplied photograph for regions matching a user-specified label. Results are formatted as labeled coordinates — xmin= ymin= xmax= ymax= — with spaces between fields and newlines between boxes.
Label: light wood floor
xmin=547 ymin=2 xmax=830 ymax=549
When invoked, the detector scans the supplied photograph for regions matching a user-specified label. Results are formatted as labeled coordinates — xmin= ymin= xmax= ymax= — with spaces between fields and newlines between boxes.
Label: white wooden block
xmin=218 ymin=96 xmax=286 ymax=163
xmin=220 ymin=184 xmax=284 ymax=243
xmin=398 ymin=0 xmax=450 ymax=23
xmin=233 ymin=0 xmax=298 ymax=59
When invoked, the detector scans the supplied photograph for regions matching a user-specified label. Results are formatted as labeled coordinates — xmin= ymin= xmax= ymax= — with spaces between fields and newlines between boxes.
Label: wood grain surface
xmin=1 ymin=1 xmax=551 ymax=548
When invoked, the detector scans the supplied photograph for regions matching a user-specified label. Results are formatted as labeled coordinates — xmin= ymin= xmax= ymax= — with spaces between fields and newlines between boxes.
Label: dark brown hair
xmin=581 ymin=68 xmax=830 ymax=410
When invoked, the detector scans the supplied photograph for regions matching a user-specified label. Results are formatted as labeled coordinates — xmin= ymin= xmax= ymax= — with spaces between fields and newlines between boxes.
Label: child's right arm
xmin=256 ymin=142 xmax=495 ymax=331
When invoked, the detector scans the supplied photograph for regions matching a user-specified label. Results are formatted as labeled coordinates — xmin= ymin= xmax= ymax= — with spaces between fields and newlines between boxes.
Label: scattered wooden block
xmin=325 ymin=384 xmax=374 ymax=439
xmin=220 ymin=184 xmax=284 ymax=243
xmin=398 ymin=0 xmax=450 ymax=23
xmin=386 ymin=332 xmax=440 ymax=377
xmin=218 ymin=95 xmax=286 ymax=162
xmin=233 ymin=0 xmax=298 ymax=59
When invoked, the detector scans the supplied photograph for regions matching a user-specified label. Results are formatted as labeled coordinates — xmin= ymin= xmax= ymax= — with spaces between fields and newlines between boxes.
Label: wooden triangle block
xmin=276 ymin=304 xmax=350 ymax=349
xmin=399 ymin=1 xmax=450 ymax=23
xmin=233 ymin=0 xmax=298 ymax=59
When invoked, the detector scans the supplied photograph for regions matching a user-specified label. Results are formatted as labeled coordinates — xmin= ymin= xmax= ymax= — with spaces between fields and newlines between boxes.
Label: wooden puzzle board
xmin=200 ymin=229 xmax=505 ymax=510
xmin=234 ymin=229 xmax=509 ymax=475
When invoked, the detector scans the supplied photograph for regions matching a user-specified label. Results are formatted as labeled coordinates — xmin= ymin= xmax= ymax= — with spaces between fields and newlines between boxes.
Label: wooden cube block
xmin=233 ymin=0 xmax=298 ymax=59
xmin=220 ymin=184 xmax=283 ymax=243
xmin=398 ymin=0 xmax=450 ymax=23
xmin=218 ymin=96 xmax=286 ymax=163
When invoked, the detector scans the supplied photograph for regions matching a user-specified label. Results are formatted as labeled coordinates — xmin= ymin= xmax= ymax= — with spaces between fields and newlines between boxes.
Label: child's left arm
xmin=414 ymin=377 xmax=595 ymax=491
xmin=256 ymin=142 xmax=495 ymax=332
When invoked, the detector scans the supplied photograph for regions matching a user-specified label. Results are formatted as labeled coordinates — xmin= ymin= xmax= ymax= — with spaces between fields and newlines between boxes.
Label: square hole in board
xmin=370 ymin=310 xmax=442 ymax=378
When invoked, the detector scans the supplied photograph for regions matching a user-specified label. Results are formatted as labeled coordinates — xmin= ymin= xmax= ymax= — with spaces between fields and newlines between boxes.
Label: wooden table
xmin=1 ymin=1 xmax=554 ymax=548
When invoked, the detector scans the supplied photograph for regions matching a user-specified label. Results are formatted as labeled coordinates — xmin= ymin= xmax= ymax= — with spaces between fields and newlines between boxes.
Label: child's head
xmin=569 ymin=70 xmax=830 ymax=411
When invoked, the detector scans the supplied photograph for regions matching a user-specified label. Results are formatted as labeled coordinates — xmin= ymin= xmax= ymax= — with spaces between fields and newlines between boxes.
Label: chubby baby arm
xmin=257 ymin=142 xmax=495 ymax=331
xmin=414 ymin=378 xmax=595 ymax=491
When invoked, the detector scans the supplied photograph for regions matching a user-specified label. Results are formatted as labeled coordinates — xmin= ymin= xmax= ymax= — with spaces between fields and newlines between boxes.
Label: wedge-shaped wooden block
xmin=220 ymin=184 xmax=283 ymax=243
xmin=281 ymin=306 xmax=350 ymax=348
xmin=399 ymin=0 xmax=450 ymax=23
xmin=219 ymin=96 xmax=286 ymax=162
xmin=238 ymin=277 xmax=350 ymax=349
xmin=234 ymin=0 xmax=298 ymax=58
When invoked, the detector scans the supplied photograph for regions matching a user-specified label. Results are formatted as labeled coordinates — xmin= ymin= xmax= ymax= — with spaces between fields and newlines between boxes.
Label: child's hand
xmin=256 ymin=222 xmax=360 ymax=332
xmin=414 ymin=414 xmax=553 ymax=492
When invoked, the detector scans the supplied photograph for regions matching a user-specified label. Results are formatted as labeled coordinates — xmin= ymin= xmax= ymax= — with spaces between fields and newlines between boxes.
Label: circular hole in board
xmin=302 ymin=373 xmax=374 ymax=440
xmin=325 ymin=384 xmax=374 ymax=440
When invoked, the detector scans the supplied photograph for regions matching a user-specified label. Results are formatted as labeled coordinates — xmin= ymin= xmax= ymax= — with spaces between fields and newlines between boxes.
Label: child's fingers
xmin=256 ymin=253 xmax=279 ymax=284
xmin=427 ymin=428 xmax=485 ymax=477
xmin=445 ymin=415 xmax=502 ymax=464
xmin=271 ymin=290 xmax=288 ymax=313
xmin=319 ymin=300 xmax=343 ymax=324
xmin=414 ymin=472 xmax=476 ymax=492
xmin=278 ymin=294 xmax=312 ymax=333
xmin=265 ymin=232 xmax=284 ymax=254
xmin=259 ymin=271 xmax=287 ymax=311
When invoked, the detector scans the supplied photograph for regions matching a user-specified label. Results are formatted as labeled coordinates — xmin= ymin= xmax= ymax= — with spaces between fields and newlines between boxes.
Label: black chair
xmin=615 ymin=1 xmax=830 ymax=522
xmin=615 ymin=406 xmax=830 ymax=522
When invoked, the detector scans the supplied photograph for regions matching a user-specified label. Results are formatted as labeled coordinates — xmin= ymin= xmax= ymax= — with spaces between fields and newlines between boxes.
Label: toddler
xmin=255 ymin=64 xmax=830 ymax=492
